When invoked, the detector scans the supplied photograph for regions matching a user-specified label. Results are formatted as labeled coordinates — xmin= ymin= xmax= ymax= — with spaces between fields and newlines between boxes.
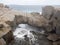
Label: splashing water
xmin=13 ymin=24 xmax=37 ymax=45
xmin=9 ymin=24 xmax=45 ymax=45
xmin=13 ymin=28 xmax=35 ymax=41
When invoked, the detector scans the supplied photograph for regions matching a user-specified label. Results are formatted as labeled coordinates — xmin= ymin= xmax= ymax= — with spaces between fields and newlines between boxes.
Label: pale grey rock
xmin=42 ymin=6 xmax=54 ymax=20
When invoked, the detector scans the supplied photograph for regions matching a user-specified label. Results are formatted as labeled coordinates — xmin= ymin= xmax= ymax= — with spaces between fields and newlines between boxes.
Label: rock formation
xmin=0 ymin=38 xmax=6 ymax=45
xmin=0 ymin=4 xmax=48 ymax=45
xmin=0 ymin=4 xmax=60 ymax=45
xmin=42 ymin=6 xmax=60 ymax=45
xmin=42 ymin=6 xmax=54 ymax=20
xmin=0 ymin=4 xmax=14 ymax=45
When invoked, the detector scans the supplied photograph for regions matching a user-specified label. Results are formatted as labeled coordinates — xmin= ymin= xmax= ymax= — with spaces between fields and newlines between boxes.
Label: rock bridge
xmin=0 ymin=4 xmax=60 ymax=45
xmin=0 ymin=5 xmax=48 ymax=45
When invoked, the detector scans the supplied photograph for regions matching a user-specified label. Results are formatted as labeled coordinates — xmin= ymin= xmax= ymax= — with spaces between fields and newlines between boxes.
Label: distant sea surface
xmin=8 ymin=5 xmax=60 ymax=13
xmin=8 ymin=5 xmax=43 ymax=13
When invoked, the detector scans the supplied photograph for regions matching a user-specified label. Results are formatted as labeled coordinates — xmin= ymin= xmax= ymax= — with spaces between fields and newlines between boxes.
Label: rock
xmin=15 ymin=15 xmax=26 ymax=25
xmin=27 ymin=15 xmax=48 ymax=27
xmin=53 ymin=40 xmax=60 ymax=45
xmin=42 ymin=6 xmax=60 ymax=34
xmin=31 ymin=31 xmax=52 ymax=45
xmin=14 ymin=12 xmax=48 ymax=27
xmin=3 ymin=30 xmax=14 ymax=45
xmin=0 ymin=22 xmax=14 ymax=45
xmin=38 ymin=40 xmax=52 ymax=45
xmin=5 ymin=21 xmax=16 ymax=30
xmin=53 ymin=10 xmax=60 ymax=35
xmin=44 ymin=24 xmax=53 ymax=32
xmin=0 ymin=4 xmax=48 ymax=27
xmin=0 ymin=22 xmax=11 ymax=37
xmin=0 ymin=38 xmax=6 ymax=45
xmin=42 ymin=6 xmax=56 ymax=32
xmin=0 ymin=3 xmax=9 ymax=8
xmin=56 ymin=27 xmax=60 ymax=35
xmin=31 ymin=12 xmax=40 ymax=15
xmin=1 ymin=4 xmax=60 ymax=45
xmin=5 ymin=5 xmax=9 ymax=8
xmin=0 ymin=24 xmax=4 ymax=29
xmin=47 ymin=34 xmax=59 ymax=41
xmin=0 ymin=3 xmax=4 ymax=8
xmin=37 ymin=35 xmax=52 ymax=45
xmin=42 ymin=6 xmax=54 ymax=20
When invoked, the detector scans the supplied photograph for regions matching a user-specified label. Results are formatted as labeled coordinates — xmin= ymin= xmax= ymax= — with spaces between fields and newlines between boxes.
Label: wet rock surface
xmin=3 ymin=31 xmax=14 ymax=45
xmin=9 ymin=24 xmax=52 ymax=45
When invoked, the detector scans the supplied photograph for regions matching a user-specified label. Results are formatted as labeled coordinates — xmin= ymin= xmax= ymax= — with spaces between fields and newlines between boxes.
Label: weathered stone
xmin=42 ymin=6 xmax=56 ymax=32
xmin=42 ymin=6 xmax=60 ymax=34
xmin=53 ymin=10 xmax=60 ymax=35
xmin=0 ymin=38 xmax=6 ymax=45
xmin=31 ymin=12 xmax=40 ymax=15
xmin=42 ymin=6 xmax=54 ymax=20
xmin=0 ymin=22 xmax=11 ymax=37
xmin=5 ymin=21 xmax=16 ymax=30
xmin=30 ymin=31 xmax=52 ymax=45
xmin=0 ymin=24 xmax=4 ymax=29
xmin=0 ymin=22 xmax=14 ymax=45
xmin=56 ymin=27 xmax=60 ymax=35
xmin=47 ymin=34 xmax=59 ymax=41
xmin=53 ymin=40 xmax=60 ymax=45
xmin=38 ymin=40 xmax=52 ymax=45
xmin=1 ymin=4 xmax=60 ymax=45
xmin=0 ymin=3 xmax=4 ymax=8
xmin=3 ymin=30 xmax=14 ymax=45
xmin=14 ymin=13 xmax=48 ymax=27
xmin=0 ymin=4 xmax=48 ymax=28
xmin=5 ymin=5 xmax=9 ymax=8
xmin=44 ymin=24 xmax=53 ymax=32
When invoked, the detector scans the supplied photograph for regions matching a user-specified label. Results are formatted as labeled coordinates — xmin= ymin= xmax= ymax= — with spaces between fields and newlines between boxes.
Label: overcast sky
xmin=0 ymin=0 xmax=60 ymax=5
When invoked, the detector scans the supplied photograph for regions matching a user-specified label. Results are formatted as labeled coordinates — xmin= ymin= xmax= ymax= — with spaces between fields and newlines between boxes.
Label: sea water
xmin=8 ymin=5 xmax=42 ymax=13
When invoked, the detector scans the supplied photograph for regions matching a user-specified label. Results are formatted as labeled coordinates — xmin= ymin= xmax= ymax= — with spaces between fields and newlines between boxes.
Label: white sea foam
xmin=13 ymin=24 xmax=35 ymax=41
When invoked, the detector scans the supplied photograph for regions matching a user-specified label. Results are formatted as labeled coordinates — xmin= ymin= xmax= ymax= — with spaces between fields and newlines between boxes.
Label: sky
xmin=0 ymin=0 xmax=60 ymax=5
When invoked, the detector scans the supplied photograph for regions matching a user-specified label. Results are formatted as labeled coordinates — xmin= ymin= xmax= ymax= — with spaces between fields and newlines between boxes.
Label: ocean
xmin=8 ymin=5 xmax=43 ymax=13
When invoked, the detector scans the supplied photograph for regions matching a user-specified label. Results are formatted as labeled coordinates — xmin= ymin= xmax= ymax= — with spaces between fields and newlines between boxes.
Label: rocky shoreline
xmin=0 ymin=4 xmax=60 ymax=45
